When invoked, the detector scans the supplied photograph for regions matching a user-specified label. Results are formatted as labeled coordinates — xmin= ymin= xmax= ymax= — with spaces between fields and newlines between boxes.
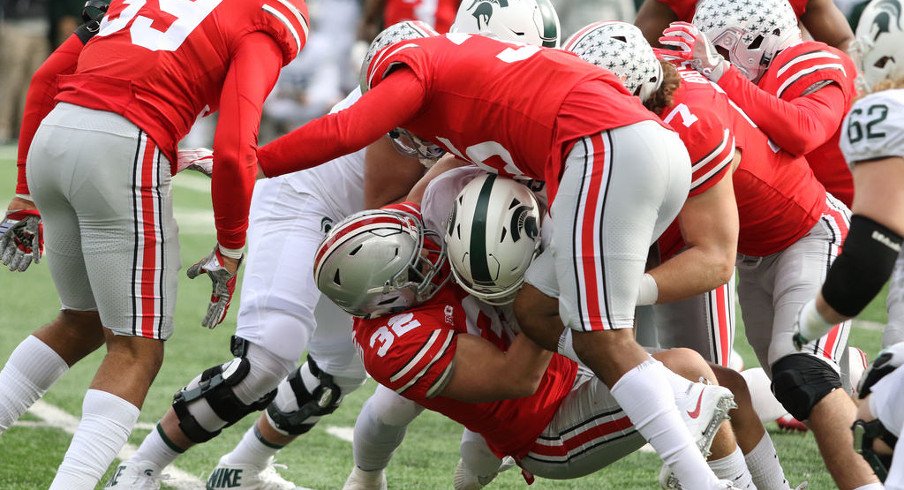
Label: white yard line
xmin=324 ymin=426 xmax=355 ymax=443
xmin=852 ymin=319 xmax=885 ymax=332
xmin=27 ymin=400 xmax=206 ymax=490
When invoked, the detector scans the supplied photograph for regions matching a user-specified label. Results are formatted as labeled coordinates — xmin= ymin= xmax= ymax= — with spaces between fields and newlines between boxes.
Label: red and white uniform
xmin=26 ymin=0 xmax=307 ymax=339
xmin=716 ymin=41 xmax=857 ymax=206
xmin=354 ymin=284 xmax=648 ymax=474
xmin=656 ymin=0 xmax=808 ymax=22
xmin=384 ymin=0 xmax=459 ymax=33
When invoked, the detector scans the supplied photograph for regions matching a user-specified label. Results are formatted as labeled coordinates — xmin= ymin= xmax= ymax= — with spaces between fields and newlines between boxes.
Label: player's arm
xmin=635 ymin=0 xmax=679 ymax=47
xmin=363 ymin=136 xmax=425 ymax=208
xmin=800 ymin=0 xmax=854 ymax=52
xmin=646 ymin=154 xmax=739 ymax=304
xmin=404 ymin=154 xmax=468 ymax=204
xmin=439 ymin=333 xmax=554 ymax=403
xmin=715 ymin=70 xmax=844 ymax=156
xmin=258 ymin=67 xmax=426 ymax=178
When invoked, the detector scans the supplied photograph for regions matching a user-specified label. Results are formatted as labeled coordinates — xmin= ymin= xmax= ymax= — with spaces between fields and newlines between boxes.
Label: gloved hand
xmin=659 ymin=22 xmax=730 ymax=81
xmin=176 ymin=148 xmax=214 ymax=177
xmin=0 ymin=198 xmax=43 ymax=272
xmin=187 ymin=245 xmax=243 ymax=328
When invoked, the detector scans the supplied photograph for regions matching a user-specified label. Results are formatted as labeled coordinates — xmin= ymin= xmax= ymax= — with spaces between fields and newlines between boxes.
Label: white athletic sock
xmin=610 ymin=359 xmax=719 ymax=489
xmin=222 ymin=424 xmax=281 ymax=468
xmin=50 ymin=389 xmax=139 ymax=490
xmin=0 ymin=336 xmax=68 ymax=432
xmin=709 ymin=446 xmax=755 ymax=489
xmin=129 ymin=424 xmax=183 ymax=471
xmin=744 ymin=432 xmax=790 ymax=490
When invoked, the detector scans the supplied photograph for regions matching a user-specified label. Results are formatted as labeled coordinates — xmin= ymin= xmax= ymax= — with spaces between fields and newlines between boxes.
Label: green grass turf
xmin=0 ymin=143 xmax=889 ymax=488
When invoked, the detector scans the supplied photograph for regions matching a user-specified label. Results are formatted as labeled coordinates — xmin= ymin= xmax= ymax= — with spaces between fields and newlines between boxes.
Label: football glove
xmin=659 ymin=22 xmax=730 ymax=82
xmin=187 ymin=246 xmax=242 ymax=328
xmin=792 ymin=299 xmax=833 ymax=351
xmin=858 ymin=342 xmax=904 ymax=399
xmin=176 ymin=148 xmax=214 ymax=177
xmin=0 ymin=208 xmax=43 ymax=272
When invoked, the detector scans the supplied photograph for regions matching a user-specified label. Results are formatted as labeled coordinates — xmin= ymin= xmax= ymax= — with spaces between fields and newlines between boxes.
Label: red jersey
xmin=384 ymin=0 xmax=459 ymax=33
xmin=657 ymin=0 xmax=807 ymax=22
xmin=658 ymin=60 xmax=826 ymax=258
xmin=258 ymin=33 xmax=660 ymax=203
xmin=353 ymin=283 xmax=578 ymax=459
xmin=717 ymin=41 xmax=856 ymax=206
xmin=54 ymin=0 xmax=309 ymax=249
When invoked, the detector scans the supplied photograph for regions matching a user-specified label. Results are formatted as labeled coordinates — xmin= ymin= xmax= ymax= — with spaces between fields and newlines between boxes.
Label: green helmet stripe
xmin=536 ymin=0 xmax=559 ymax=48
xmin=469 ymin=174 xmax=496 ymax=285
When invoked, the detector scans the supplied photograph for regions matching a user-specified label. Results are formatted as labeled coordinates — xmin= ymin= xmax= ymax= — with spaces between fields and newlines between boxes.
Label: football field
xmin=0 ymin=143 xmax=890 ymax=489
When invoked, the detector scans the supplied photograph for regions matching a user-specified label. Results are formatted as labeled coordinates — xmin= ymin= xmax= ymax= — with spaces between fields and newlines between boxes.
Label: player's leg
xmin=118 ymin=178 xmax=317 ymax=482
xmin=0 ymin=117 xmax=108 ymax=433
xmin=454 ymin=429 xmax=516 ymax=489
xmin=344 ymin=384 xmax=425 ymax=490
xmin=860 ymin=364 xmax=904 ymax=487
xmin=543 ymin=122 xmax=727 ymax=488
xmin=654 ymin=277 xmax=737 ymax=367
xmin=768 ymin=197 xmax=880 ymax=488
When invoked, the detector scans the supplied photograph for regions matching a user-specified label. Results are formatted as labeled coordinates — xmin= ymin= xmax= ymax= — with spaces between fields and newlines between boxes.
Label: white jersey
xmin=840 ymin=89 xmax=904 ymax=166
xmin=281 ymin=88 xmax=366 ymax=219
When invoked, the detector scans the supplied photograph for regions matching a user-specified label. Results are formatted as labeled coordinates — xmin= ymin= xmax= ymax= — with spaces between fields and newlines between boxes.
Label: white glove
xmin=0 ymin=206 xmax=43 ymax=272
xmin=858 ymin=342 xmax=904 ymax=398
xmin=176 ymin=148 xmax=214 ymax=177
xmin=659 ymin=22 xmax=730 ymax=82
xmin=187 ymin=246 xmax=242 ymax=328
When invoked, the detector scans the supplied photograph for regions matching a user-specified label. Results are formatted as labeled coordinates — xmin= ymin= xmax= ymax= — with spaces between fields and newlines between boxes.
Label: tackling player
xmin=660 ymin=0 xmax=857 ymax=207
xmin=635 ymin=0 xmax=854 ymax=52
xmin=255 ymin=23 xmax=737 ymax=488
xmin=0 ymin=0 xmax=309 ymax=487
xmin=795 ymin=0 xmax=904 ymax=355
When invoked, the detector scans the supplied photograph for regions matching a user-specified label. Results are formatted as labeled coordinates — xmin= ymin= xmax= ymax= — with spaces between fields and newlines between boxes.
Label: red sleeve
xmin=716 ymin=65 xmax=845 ymax=156
xmin=662 ymin=103 xmax=734 ymax=197
xmin=355 ymin=311 xmax=458 ymax=401
xmin=257 ymin=67 xmax=426 ymax=178
xmin=211 ymin=32 xmax=283 ymax=250
xmin=16 ymin=33 xmax=84 ymax=196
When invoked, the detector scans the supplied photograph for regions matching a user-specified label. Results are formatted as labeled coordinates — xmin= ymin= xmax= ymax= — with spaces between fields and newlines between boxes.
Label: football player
xmin=0 ymin=0 xmax=309 ymax=487
xmin=661 ymin=0 xmax=857 ymax=208
xmin=795 ymin=0 xmax=904 ymax=354
xmin=316 ymin=185 xmax=757 ymax=489
xmin=255 ymin=22 xmax=739 ymax=489
xmin=635 ymin=0 xmax=854 ymax=52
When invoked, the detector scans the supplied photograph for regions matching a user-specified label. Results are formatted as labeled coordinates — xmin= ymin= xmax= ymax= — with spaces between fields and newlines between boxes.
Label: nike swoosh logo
xmin=687 ymin=391 xmax=704 ymax=419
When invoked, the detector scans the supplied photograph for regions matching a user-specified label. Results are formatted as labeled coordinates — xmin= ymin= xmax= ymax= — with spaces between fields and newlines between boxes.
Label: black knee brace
xmin=771 ymin=353 xmax=842 ymax=421
xmin=267 ymin=355 xmax=343 ymax=435
xmin=172 ymin=336 xmax=277 ymax=443
xmin=822 ymin=215 xmax=902 ymax=318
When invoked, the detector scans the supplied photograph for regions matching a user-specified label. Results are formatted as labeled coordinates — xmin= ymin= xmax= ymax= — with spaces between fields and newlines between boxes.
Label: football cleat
xmin=206 ymin=456 xmax=297 ymax=490
xmin=342 ymin=466 xmax=387 ymax=490
xmin=775 ymin=413 xmax=808 ymax=433
xmin=677 ymin=382 xmax=737 ymax=458
xmin=453 ymin=456 xmax=517 ymax=490
xmin=104 ymin=460 xmax=166 ymax=490
xmin=658 ymin=469 xmax=744 ymax=489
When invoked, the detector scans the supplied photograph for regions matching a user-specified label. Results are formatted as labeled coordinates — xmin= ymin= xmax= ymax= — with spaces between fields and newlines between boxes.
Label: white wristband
xmin=556 ymin=328 xmax=580 ymax=364
xmin=217 ymin=244 xmax=244 ymax=260
xmin=799 ymin=299 xmax=833 ymax=341
xmin=636 ymin=273 xmax=658 ymax=306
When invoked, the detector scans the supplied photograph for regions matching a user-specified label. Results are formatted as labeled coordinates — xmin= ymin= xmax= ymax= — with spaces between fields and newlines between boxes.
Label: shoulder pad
xmin=767 ymin=42 xmax=855 ymax=100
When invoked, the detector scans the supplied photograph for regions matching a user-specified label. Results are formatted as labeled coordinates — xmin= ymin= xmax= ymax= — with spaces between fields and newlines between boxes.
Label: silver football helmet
xmin=692 ymin=0 xmax=801 ymax=82
xmin=564 ymin=21 xmax=662 ymax=102
xmin=445 ymin=174 xmax=541 ymax=305
xmin=315 ymin=209 xmax=449 ymax=318
xmin=451 ymin=0 xmax=561 ymax=48
xmin=850 ymin=0 xmax=904 ymax=91
xmin=359 ymin=21 xmax=444 ymax=166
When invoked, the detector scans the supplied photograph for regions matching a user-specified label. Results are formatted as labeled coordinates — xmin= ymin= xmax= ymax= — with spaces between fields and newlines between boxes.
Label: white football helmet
xmin=451 ymin=0 xmax=561 ymax=48
xmin=359 ymin=21 xmax=443 ymax=165
xmin=563 ymin=21 xmax=662 ymax=102
xmin=445 ymin=174 xmax=541 ymax=305
xmin=851 ymin=0 xmax=904 ymax=91
xmin=692 ymin=0 xmax=801 ymax=82
xmin=315 ymin=209 xmax=449 ymax=318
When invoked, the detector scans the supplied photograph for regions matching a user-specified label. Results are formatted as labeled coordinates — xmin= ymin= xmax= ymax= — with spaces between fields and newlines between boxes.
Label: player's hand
xmin=187 ymin=245 xmax=242 ymax=328
xmin=659 ymin=22 xmax=730 ymax=82
xmin=0 ymin=197 xmax=43 ymax=272
xmin=176 ymin=148 xmax=214 ymax=178
xmin=857 ymin=342 xmax=904 ymax=398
